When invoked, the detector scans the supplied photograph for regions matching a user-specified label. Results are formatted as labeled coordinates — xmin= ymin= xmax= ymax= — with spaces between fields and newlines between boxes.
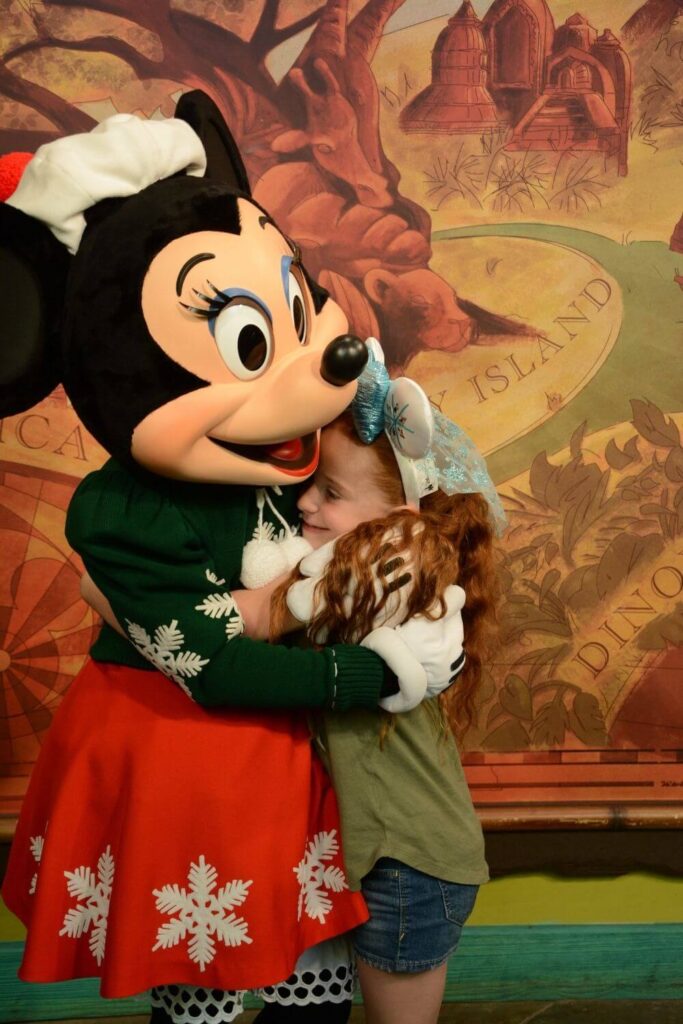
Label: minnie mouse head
xmin=0 ymin=91 xmax=367 ymax=486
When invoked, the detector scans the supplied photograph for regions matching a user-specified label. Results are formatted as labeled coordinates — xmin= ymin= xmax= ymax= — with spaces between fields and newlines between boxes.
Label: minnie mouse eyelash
xmin=178 ymin=280 xmax=225 ymax=318
xmin=179 ymin=282 xmax=274 ymax=330
xmin=178 ymin=254 xmax=304 ymax=320
xmin=283 ymin=235 xmax=303 ymax=265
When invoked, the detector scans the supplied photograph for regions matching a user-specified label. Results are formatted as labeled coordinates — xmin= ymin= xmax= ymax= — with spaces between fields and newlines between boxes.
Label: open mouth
xmin=208 ymin=432 xmax=319 ymax=476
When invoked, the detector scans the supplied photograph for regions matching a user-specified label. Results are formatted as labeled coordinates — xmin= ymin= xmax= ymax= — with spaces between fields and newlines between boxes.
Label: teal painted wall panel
xmin=1 ymin=924 xmax=682 ymax=1021
xmin=443 ymin=924 xmax=683 ymax=1002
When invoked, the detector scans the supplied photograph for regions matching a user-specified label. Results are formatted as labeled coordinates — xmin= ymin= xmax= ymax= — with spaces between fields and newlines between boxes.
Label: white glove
xmin=286 ymin=540 xmax=338 ymax=627
xmin=361 ymin=584 xmax=466 ymax=713
xmin=287 ymin=532 xmax=412 ymax=633
xmin=297 ymin=540 xmax=338 ymax=578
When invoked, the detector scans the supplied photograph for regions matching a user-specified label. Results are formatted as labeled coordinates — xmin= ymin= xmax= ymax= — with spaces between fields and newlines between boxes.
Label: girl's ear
xmin=175 ymin=90 xmax=251 ymax=195
xmin=0 ymin=204 xmax=69 ymax=415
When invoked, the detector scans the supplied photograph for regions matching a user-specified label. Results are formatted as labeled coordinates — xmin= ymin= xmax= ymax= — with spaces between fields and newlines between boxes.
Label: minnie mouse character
xmin=0 ymin=93 xmax=464 ymax=1022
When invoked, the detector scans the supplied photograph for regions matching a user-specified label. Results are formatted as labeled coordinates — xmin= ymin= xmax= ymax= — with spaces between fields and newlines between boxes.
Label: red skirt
xmin=3 ymin=660 xmax=367 ymax=998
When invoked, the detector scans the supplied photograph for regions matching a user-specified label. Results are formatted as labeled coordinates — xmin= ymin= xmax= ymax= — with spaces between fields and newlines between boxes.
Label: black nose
xmin=321 ymin=335 xmax=368 ymax=387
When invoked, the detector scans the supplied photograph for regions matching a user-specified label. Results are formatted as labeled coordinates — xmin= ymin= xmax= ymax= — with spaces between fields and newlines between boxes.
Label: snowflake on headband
xmin=384 ymin=395 xmax=415 ymax=452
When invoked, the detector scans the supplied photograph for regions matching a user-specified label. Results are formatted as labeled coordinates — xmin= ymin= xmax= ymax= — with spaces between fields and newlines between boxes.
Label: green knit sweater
xmin=66 ymin=459 xmax=384 ymax=711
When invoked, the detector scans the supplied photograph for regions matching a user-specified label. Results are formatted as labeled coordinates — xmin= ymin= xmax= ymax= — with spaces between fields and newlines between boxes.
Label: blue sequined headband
xmin=351 ymin=340 xmax=507 ymax=535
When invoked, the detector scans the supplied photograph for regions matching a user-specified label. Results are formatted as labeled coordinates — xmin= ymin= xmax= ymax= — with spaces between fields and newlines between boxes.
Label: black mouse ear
xmin=175 ymin=90 xmax=251 ymax=195
xmin=0 ymin=204 xmax=70 ymax=415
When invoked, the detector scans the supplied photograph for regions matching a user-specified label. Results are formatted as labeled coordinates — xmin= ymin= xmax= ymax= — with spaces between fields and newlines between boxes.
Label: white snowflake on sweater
xmin=59 ymin=845 xmax=114 ymax=965
xmin=152 ymin=856 xmax=252 ymax=971
xmin=294 ymin=831 xmax=348 ymax=923
xmin=251 ymin=513 xmax=301 ymax=544
xmin=205 ymin=568 xmax=226 ymax=586
xmin=29 ymin=834 xmax=44 ymax=895
xmin=125 ymin=619 xmax=209 ymax=698
xmin=194 ymin=592 xmax=244 ymax=640
xmin=252 ymin=520 xmax=294 ymax=543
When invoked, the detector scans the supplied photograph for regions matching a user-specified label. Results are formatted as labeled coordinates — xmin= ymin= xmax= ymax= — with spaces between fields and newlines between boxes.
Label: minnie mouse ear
xmin=175 ymin=90 xmax=251 ymax=195
xmin=0 ymin=203 xmax=69 ymax=415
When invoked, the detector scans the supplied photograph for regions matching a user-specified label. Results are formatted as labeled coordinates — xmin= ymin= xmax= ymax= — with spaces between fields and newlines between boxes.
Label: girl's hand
xmin=285 ymin=539 xmax=337 ymax=626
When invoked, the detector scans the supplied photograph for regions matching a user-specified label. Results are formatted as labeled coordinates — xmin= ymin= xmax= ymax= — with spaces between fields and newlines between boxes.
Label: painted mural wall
xmin=1 ymin=0 xmax=682 ymax=829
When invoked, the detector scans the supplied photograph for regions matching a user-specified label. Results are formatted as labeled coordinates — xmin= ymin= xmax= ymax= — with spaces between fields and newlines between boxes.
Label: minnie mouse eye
xmin=213 ymin=300 xmax=273 ymax=379
xmin=288 ymin=270 xmax=308 ymax=345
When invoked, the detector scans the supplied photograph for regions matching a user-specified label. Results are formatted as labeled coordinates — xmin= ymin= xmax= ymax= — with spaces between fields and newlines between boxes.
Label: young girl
xmin=251 ymin=342 xmax=505 ymax=1024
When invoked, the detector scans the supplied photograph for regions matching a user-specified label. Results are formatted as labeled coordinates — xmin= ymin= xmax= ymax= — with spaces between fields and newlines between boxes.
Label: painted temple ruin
xmin=401 ymin=0 xmax=632 ymax=175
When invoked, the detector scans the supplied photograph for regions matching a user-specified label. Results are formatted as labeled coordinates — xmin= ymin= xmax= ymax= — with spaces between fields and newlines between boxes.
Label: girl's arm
xmin=81 ymin=571 xmax=125 ymax=636
xmin=233 ymin=581 xmax=303 ymax=640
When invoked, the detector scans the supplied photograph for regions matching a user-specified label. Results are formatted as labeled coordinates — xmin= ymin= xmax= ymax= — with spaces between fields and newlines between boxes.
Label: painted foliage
xmin=0 ymin=0 xmax=681 ymax=826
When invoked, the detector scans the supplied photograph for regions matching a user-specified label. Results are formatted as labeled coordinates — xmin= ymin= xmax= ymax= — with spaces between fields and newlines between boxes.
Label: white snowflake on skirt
xmin=59 ymin=845 xmax=114 ymax=965
xmin=28 ymin=834 xmax=45 ymax=895
xmin=152 ymin=856 xmax=252 ymax=971
xmin=294 ymin=831 xmax=348 ymax=923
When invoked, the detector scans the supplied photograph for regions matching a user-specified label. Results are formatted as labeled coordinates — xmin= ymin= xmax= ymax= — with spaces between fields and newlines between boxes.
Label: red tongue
xmin=266 ymin=438 xmax=303 ymax=461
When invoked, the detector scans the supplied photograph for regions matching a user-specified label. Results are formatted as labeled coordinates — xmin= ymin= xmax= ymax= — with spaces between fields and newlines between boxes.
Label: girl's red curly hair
xmin=272 ymin=411 xmax=499 ymax=737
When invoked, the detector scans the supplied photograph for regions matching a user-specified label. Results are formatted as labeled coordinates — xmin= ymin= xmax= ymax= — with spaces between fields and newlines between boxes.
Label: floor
xmin=30 ymin=1005 xmax=683 ymax=1024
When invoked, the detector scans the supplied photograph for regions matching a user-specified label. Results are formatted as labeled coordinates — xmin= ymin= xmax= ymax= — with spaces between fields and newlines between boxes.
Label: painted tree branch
xmin=298 ymin=0 xmax=348 ymax=63
xmin=46 ymin=0 xmax=172 ymax=29
xmin=170 ymin=11 xmax=274 ymax=98
xmin=251 ymin=1 xmax=325 ymax=53
xmin=0 ymin=58 xmax=95 ymax=133
xmin=46 ymin=0 xmax=259 ymax=119
xmin=348 ymin=0 xmax=403 ymax=62
xmin=46 ymin=0 xmax=149 ymax=21
xmin=5 ymin=35 xmax=166 ymax=80
xmin=45 ymin=0 xmax=221 ymax=92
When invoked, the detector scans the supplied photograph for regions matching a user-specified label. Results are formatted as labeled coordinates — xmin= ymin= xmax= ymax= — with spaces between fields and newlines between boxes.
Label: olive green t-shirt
xmin=317 ymin=701 xmax=489 ymax=892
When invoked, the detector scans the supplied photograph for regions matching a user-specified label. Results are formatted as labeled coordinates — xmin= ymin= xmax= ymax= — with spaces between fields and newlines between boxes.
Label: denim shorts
xmin=352 ymin=858 xmax=479 ymax=973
